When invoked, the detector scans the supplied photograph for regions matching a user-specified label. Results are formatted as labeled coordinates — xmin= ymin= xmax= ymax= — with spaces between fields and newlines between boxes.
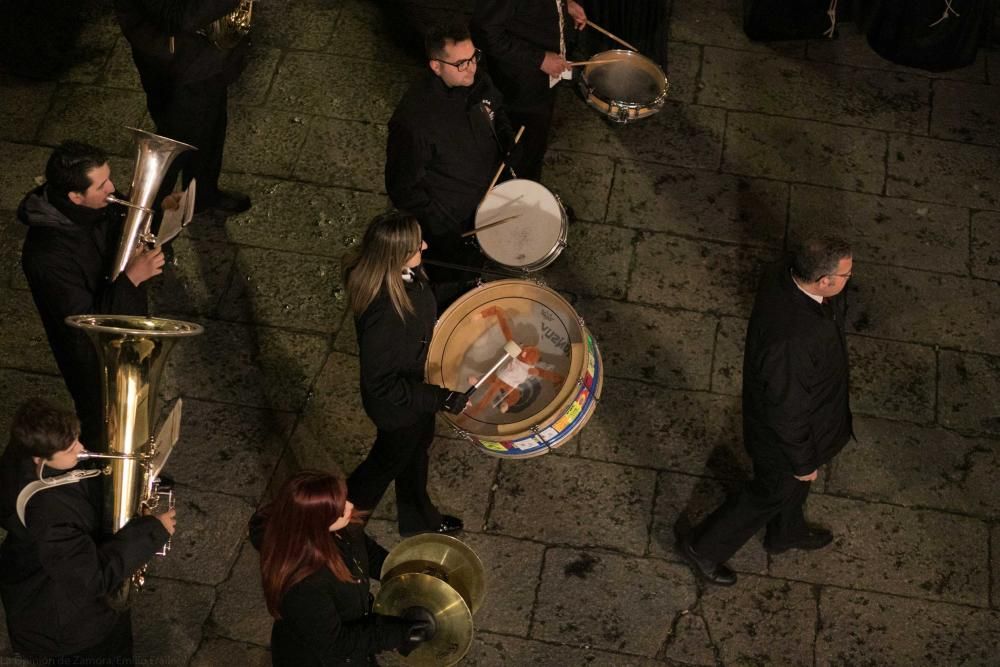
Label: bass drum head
xmin=474 ymin=180 xmax=566 ymax=271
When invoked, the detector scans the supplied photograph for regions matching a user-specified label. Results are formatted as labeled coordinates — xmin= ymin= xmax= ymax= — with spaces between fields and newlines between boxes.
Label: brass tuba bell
xmin=66 ymin=314 xmax=203 ymax=609
xmin=374 ymin=534 xmax=486 ymax=666
xmin=107 ymin=127 xmax=196 ymax=281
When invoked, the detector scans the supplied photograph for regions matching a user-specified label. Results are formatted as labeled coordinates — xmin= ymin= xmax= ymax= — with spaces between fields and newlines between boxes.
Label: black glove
xmin=441 ymin=390 xmax=469 ymax=415
xmin=397 ymin=606 xmax=436 ymax=656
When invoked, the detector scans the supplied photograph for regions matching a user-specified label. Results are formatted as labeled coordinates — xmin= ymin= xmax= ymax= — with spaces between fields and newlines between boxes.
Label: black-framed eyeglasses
xmin=434 ymin=49 xmax=482 ymax=72
xmin=827 ymin=271 xmax=853 ymax=279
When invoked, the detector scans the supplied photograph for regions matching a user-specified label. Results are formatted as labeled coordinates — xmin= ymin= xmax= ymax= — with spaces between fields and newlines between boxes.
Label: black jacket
xmin=114 ymin=0 xmax=249 ymax=89
xmin=471 ymin=0 xmax=562 ymax=109
xmin=248 ymin=516 xmax=410 ymax=666
xmin=742 ymin=261 xmax=853 ymax=476
xmin=356 ymin=278 xmax=449 ymax=432
xmin=0 ymin=448 xmax=170 ymax=657
xmin=18 ymin=185 xmax=148 ymax=446
xmin=386 ymin=71 xmax=513 ymax=238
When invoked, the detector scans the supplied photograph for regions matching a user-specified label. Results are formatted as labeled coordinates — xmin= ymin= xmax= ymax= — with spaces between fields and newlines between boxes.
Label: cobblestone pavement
xmin=2 ymin=1 xmax=1000 ymax=665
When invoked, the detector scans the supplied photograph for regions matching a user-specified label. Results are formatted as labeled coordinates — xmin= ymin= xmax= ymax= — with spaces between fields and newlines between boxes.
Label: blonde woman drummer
xmin=343 ymin=211 xmax=468 ymax=537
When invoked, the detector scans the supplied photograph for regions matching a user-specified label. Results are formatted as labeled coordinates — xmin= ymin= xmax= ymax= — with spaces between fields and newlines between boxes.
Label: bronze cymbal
xmin=381 ymin=534 xmax=486 ymax=614
xmin=374 ymin=572 xmax=473 ymax=666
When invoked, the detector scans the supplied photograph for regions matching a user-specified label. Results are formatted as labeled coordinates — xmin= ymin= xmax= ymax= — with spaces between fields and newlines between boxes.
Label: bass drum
xmin=426 ymin=280 xmax=602 ymax=458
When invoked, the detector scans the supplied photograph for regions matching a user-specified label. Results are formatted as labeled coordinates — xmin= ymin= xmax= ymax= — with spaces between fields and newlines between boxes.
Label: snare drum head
xmin=427 ymin=280 xmax=584 ymax=438
xmin=475 ymin=180 xmax=566 ymax=269
xmin=583 ymin=50 xmax=667 ymax=106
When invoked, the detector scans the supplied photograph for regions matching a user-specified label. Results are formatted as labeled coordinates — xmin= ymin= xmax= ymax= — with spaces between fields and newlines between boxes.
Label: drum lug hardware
xmin=530 ymin=424 xmax=553 ymax=453
xmin=577 ymin=316 xmax=586 ymax=327
xmin=450 ymin=425 xmax=471 ymax=442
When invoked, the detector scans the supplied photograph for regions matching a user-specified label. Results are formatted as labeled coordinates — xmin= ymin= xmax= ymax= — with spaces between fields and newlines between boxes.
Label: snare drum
xmin=474 ymin=179 xmax=567 ymax=272
xmin=579 ymin=49 xmax=669 ymax=123
xmin=426 ymin=280 xmax=603 ymax=458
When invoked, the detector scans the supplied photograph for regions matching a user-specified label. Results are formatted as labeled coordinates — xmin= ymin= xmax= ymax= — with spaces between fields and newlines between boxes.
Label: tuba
xmin=66 ymin=314 xmax=203 ymax=609
xmin=107 ymin=127 xmax=196 ymax=282
xmin=205 ymin=0 xmax=253 ymax=49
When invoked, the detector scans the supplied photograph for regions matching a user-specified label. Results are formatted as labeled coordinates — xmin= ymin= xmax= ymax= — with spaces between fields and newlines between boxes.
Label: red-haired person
xmin=252 ymin=470 xmax=435 ymax=666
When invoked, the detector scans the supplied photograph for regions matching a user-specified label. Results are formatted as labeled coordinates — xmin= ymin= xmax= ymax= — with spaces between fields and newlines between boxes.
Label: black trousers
xmin=348 ymin=414 xmax=442 ymax=534
xmin=507 ymin=95 xmax=556 ymax=182
xmin=690 ymin=458 xmax=811 ymax=564
xmin=22 ymin=611 xmax=134 ymax=665
xmin=145 ymin=75 xmax=230 ymax=212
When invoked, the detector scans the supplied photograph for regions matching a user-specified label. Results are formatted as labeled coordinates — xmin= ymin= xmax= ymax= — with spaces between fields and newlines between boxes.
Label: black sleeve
xmin=280 ymin=581 xmax=411 ymax=658
xmin=365 ymin=532 xmax=390 ymax=580
xmin=484 ymin=75 xmax=516 ymax=152
xmin=385 ymin=120 xmax=459 ymax=237
xmin=133 ymin=0 xmax=242 ymax=34
xmin=358 ymin=300 xmax=450 ymax=414
xmin=471 ymin=0 xmax=548 ymax=72
xmin=754 ymin=339 xmax=818 ymax=475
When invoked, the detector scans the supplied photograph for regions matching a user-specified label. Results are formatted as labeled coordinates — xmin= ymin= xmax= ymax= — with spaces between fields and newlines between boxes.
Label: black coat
xmin=742 ymin=261 xmax=853 ymax=476
xmin=356 ymin=278 xmax=449 ymax=432
xmin=386 ymin=71 xmax=513 ymax=238
xmin=471 ymin=0 xmax=562 ymax=110
xmin=0 ymin=449 xmax=170 ymax=657
xmin=18 ymin=186 xmax=148 ymax=447
xmin=114 ymin=0 xmax=249 ymax=91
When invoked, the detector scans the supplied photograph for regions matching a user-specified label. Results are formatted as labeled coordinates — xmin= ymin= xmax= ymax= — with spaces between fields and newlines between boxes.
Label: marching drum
xmin=579 ymin=49 xmax=669 ymax=123
xmin=426 ymin=280 xmax=602 ymax=458
xmin=474 ymin=179 xmax=567 ymax=272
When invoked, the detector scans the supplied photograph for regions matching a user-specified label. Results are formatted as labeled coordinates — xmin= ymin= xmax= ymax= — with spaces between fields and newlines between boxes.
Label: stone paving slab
xmin=0 ymin=368 xmax=71 ymax=439
xmin=2 ymin=142 xmax=50 ymax=211
xmin=466 ymin=631 xmax=675 ymax=667
xmin=145 ymin=486 xmax=255 ymax=586
xmin=662 ymin=42 xmax=702 ymax=106
xmin=700 ymin=47 xmax=930 ymax=133
xmin=575 ymin=297 xmax=716 ymax=390
xmin=133 ymin=577 xmax=216 ymax=665
xmin=216 ymin=174 xmax=388 ymax=257
xmin=230 ymin=46 xmax=282 ymax=108
xmin=540 ymin=150 xmax=615 ymax=224
xmin=848 ymin=335 xmax=936 ymax=424
xmin=789 ymin=183 xmax=970 ymax=275
xmin=0 ymin=209 xmax=25 ymax=290
xmin=487 ymin=455 xmax=656 ymax=554
xmin=649 ymin=471 xmax=767 ymax=574
xmin=550 ymin=92 xmax=726 ymax=171
xmin=827 ymin=416 xmax=1000 ymax=519
xmin=209 ymin=540 xmax=272 ymax=647
xmin=161 ymin=318 xmax=329 ymax=412
xmin=768 ymin=494 xmax=990 ymax=607
xmin=149 ymin=235 xmax=237 ymax=319
xmin=293 ymin=117 xmax=389 ymax=192
xmin=191 ymin=637 xmax=271 ymax=667
xmin=218 ymin=245 xmax=345 ymax=333
xmin=544 ymin=221 xmax=634 ymax=300
xmin=102 ymin=38 xmax=144 ymax=92
xmin=938 ymin=350 xmax=1000 ymax=436
xmin=698 ymin=574 xmax=817 ymax=666
xmin=994 ymin=526 xmax=999 ymax=610
xmin=710 ymin=315 xmax=744 ymax=395
xmin=0 ymin=287 xmax=59 ymax=375
xmin=224 ymin=106 xmax=312 ymax=178
xmin=584 ymin=376 xmax=749 ymax=479
xmin=56 ymin=19 xmax=118 ymax=86
xmin=971 ymin=210 xmax=1000 ymax=282
xmin=252 ymin=0 xmax=341 ymax=51
xmin=629 ymin=232 xmax=776 ymax=317
xmin=0 ymin=75 xmax=55 ymax=143
xmin=532 ymin=548 xmax=697 ymax=655
xmin=165 ymin=398 xmax=294 ymax=500
xmin=847 ymin=263 xmax=1000 ymax=356
xmin=816 ymin=588 xmax=1000 ymax=666
xmin=660 ymin=612 xmax=716 ymax=665
xmin=723 ymin=112 xmax=887 ymax=194
xmin=37 ymin=84 xmax=148 ymax=157
xmin=930 ymin=80 xmax=1000 ymax=147
xmin=887 ymin=132 xmax=1000 ymax=211
xmin=326 ymin=0 xmax=418 ymax=66
xmin=269 ymin=52 xmax=418 ymax=124
xmin=607 ymin=161 xmax=787 ymax=246
xmin=669 ymin=0 xmax=807 ymax=57
xmin=299 ymin=351 xmax=372 ymax=441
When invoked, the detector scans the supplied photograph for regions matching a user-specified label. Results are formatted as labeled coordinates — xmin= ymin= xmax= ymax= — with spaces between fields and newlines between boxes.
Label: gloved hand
xmin=441 ymin=390 xmax=469 ymax=415
xmin=397 ymin=606 xmax=436 ymax=657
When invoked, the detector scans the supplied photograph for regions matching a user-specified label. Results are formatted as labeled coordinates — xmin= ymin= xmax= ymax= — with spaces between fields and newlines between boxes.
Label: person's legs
xmin=393 ymin=415 xmax=443 ymax=534
xmin=348 ymin=426 xmax=421 ymax=514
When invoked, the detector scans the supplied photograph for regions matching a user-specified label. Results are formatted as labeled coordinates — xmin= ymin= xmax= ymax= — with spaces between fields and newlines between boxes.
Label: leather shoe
xmin=676 ymin=538 xmax=737 ymax=586
xmin=401 ymin=515 xmax=464 ymax=538
xmin=764 ymin=526 xmax=833 ymax=554
xmin=205 ymin=190 xmax=251 ymax=214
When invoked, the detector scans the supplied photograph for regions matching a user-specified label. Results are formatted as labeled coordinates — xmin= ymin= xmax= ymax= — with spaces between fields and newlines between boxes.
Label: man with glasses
xmin=471 ymin=0 xmax=587 ymax=181
xmin=386 ymin=22 xmax=515 ymax=298
xmin=677 ymin=237 xmax=855 ymax=586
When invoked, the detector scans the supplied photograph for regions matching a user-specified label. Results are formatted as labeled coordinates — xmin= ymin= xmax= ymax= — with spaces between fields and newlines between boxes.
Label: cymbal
xmin=374 ymin=572 xmax=473 ymax=666
xmin=381 ymin=533 xmax=486 ymax=614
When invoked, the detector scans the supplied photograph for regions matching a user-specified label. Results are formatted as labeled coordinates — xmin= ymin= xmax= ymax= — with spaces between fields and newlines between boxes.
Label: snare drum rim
xmin=579 ymin=49 xmax=670 ymax=119
xmin=474 ymin=180 xmax=567 ymax=272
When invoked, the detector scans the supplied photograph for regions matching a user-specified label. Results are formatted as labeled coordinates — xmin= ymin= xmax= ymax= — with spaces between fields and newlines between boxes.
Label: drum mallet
xmin=483 ymin=126 xmax=525 ymax=199
xmin=463 ymin=340 xmax=524 ymax=401
xmin=584 ymin=20 xmax=639 ymax=52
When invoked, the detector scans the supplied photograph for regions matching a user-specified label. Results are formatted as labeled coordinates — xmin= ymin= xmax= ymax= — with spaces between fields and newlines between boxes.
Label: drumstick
xmin=460 ymin=214 xmax=520 ymax=238
xmin=567 ymin=58 xmax=629 ymax=67
xmin=484 ymin=126 xmax=525 ymax=198
xmin=585 ymin=19 xmax=639 ymax=52
xmin=464 ymin=341 xmax=524 ymax=398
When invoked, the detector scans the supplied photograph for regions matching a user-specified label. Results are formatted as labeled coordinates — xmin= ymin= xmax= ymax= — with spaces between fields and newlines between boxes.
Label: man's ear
xmin=67 ymin=190 xmax=85 ymax=206
xmin=429 ymin=60 xmax=442 ymax=77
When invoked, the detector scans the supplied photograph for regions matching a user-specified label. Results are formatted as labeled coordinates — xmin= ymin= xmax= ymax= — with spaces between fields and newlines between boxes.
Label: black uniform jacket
xmin=386 ymin=70 xmax=513 ymax=238
xmin=114 ymin=0 xmax=249 ymax=88
xmin=471 ymin=0 xmax=562 ymax=109
xmin=742 ymin=261 xmax=853 ymax=476
xmin=248 ymin=516 xmax=409 ymax=666
xmin=356 ymin=278 xmax=449 ymax=432
xmin=18 ymin=186 xmax=147 ymax=429
xmin=0 ymin=450 xmax=170 ymax=657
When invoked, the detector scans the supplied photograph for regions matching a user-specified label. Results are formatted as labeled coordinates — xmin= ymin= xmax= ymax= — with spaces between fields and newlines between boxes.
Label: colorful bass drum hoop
xmin=426 ymin=280 xmax=603 ymax=459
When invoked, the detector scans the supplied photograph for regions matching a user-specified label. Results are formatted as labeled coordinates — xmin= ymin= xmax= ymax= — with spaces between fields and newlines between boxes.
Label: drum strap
xmin=929 ymin=0 xmax=960 ymax=27
xmin=822 ymin=0 xmax=838 ymax=38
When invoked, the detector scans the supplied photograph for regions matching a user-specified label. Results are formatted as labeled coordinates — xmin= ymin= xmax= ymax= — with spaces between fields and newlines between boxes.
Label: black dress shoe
xmin=676 ymin=538 xmax=737 ymax=586
xmin=764 ymin=527 xmax=833 ymax=554
xmin=400 ymin=515 xmax=464 ymax=538
xmin=206 ymin=190 xmax=252 ymax=214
